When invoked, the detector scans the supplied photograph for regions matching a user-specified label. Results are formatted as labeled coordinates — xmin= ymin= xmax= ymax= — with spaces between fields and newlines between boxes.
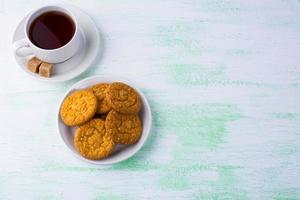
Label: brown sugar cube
xmin=26 ymin=57 xmax=42 ymax=73
xmin=39 ymin=62 xmax=52 ymax=77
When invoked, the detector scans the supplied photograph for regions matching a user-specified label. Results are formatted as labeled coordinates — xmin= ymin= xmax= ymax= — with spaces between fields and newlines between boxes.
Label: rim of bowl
xmin=57 ymin=75 xmax=152 ymax=165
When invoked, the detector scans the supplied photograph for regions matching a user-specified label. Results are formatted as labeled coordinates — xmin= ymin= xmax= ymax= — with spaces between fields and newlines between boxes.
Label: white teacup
xmin=13 ymin=5 xmax=82 ymax=63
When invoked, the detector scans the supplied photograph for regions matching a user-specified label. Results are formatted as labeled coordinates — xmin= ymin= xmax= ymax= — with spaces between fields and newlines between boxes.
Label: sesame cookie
xmin=60 ymin=90 xmax=97 ymax=126
xmin=105 ymin=110 xmax=142 ymax=144
xmin=74 ymin=119 xmax=115 ymax=160
xmin=106 ymin=82 xmax=141 ymax=114
xmin=89 ymin=83 xmax=111 ymax=114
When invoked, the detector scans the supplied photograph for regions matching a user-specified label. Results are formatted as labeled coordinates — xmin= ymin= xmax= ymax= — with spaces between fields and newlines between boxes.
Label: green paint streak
xmin=41 ymin=154 xmax=156 ymax=172
xmin=163 ymin=63 xmax=266 ymax=87
xmin=272 ymin=192 xmax=300 ymax=200
xmin=159 ymin=164 xmax=211 ymax=191
xmin=153 ymin=22 xmax=267 ymax=87
xmin=196 ymin=192 xmax=246 ymax=200
xmin=217 ymin=166 xmax=239 ymax=185
xmin=273 ymin=197 xmax=299 ymax=200
xmin=154 ymin=21 xmax=212 ymax=57
xmin=196 ymin=166 xmax=247 ymax=200
xmin=191 ymin=0 xmax=242 ymax=13
xmin=158 ymin=164 xmax=247 ymax=198
xmin=275 ymin=144 xmax=300 ymax=156
xmin=225 ymin=49 xmax=250 ymax=55
xmin=93 ymin=193 xmax=128 ymax=200
xmin=159 ymin=169 xmax=191 ymax=190
xmin=38 ymin=194 xmax=60 ymax=200
xmin=153 ymin=103 xmax=242 ymax=148
xmin=265 ymin=17 xmax=300 ymax=29
xmin=271 ymin=112 xmax=300 ymax=119
xmin=111 ymin=157 xmax=155 ymax=171
xmin=40 ymin=162 xmax=104 ymax=173
xmin=112 ymin=155 xmax=217 ymax=191
xmin=152 ymin=103 xmax=242 ymax=191
xmin=214 ymin=166 xmax=247 ymax=199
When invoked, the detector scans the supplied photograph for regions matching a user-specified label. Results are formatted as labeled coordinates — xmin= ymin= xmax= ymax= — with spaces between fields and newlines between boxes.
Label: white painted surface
xmin=0 ymin=0 xmax=299 ymax=199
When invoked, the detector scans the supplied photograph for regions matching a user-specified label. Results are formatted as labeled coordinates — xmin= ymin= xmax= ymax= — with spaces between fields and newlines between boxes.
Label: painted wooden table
xmin=0 ymin=0 xmax=300 ymax=199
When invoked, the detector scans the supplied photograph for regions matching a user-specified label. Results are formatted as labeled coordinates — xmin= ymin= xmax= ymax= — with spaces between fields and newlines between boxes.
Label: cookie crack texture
xmin=89 ymin=83 xmax=111 ymax=114
xmin=60 ymin=90 xmax=98 ymax=126
xmin=105 ymin=110 xmax=142 ymax=144
xmin=107 ymin=82 xmax=141 ymax=114
xmin=74 ymin=119 xmax=115 ymax=160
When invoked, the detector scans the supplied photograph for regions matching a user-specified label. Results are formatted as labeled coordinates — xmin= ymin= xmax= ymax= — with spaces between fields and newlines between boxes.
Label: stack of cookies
xmin=60 ymin=82 xmax=142 ymax=160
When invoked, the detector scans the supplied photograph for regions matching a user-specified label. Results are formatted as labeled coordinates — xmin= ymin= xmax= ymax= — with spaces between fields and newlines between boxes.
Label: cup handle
xmin=13 ymin=38 xmax=33 ymax=57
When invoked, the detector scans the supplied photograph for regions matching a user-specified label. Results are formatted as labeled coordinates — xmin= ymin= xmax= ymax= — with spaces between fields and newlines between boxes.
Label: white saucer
xmin=12 ymin=5 xmax=100 ymax=82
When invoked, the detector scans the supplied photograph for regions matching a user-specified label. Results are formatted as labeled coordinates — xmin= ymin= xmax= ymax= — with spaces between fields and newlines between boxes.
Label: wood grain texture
xmin=0 ymin=0 xmax=300 ymax=199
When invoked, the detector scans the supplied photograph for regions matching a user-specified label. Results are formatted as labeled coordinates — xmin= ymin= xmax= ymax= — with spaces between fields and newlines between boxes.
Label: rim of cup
xmin=24 ymin=5 xmax=78 ymax=52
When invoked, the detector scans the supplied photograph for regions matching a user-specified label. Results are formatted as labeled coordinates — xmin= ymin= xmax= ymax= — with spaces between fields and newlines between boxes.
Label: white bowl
xmin=57 ymin=75 xmax=152 ymax=165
